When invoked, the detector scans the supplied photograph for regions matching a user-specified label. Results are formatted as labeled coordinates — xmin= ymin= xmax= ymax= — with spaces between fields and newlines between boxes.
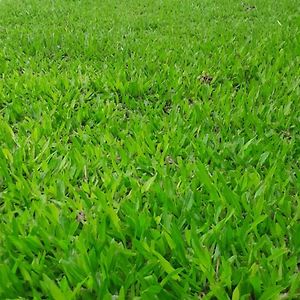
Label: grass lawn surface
xmin=0 ymin=0 xmax=300 ymax=299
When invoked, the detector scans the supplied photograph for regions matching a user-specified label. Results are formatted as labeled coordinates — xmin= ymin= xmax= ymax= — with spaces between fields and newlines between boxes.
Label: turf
xmin=0 ymin=0 xmax=300 ymax=299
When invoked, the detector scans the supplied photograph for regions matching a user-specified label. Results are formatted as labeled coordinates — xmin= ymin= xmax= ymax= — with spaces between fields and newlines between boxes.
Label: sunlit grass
xmin=0 ymin=0 xmax=300 ymax=299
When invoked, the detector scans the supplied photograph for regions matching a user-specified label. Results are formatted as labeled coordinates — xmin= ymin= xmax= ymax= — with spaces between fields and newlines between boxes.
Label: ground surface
xmin=0 ymin=0 xmax=300 ymax=299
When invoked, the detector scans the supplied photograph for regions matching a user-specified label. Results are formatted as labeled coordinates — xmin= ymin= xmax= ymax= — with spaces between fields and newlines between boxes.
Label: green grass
xmin=0 ymin=0 xmax=300 ymax=299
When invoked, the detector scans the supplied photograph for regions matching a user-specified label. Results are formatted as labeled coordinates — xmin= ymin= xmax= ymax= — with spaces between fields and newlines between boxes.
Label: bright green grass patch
xmin=0 ymin=0 xmax=300 ymax=299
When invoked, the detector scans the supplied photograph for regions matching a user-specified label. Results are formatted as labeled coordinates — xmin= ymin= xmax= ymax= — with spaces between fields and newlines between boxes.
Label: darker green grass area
xmin=0 ymin=0 xmax=300 ymax=299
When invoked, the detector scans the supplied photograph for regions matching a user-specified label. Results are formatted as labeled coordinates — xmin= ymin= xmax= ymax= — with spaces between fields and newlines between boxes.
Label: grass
xmin=0 ymin=0 xmax=300 ymax=299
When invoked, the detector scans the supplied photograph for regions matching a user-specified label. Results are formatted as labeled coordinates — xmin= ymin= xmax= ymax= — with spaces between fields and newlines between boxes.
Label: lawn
xmin=0 ymin=0 xmax=300 ymax=299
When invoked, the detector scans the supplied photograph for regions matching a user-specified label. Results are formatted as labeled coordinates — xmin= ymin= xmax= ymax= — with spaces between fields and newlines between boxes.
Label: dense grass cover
xmin=0 ymin=0 xmax=300 ymax=299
